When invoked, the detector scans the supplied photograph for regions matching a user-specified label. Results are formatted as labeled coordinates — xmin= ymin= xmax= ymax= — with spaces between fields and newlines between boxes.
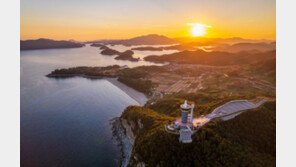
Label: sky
xmin=21 ymin=0 xmax=276 ymax=41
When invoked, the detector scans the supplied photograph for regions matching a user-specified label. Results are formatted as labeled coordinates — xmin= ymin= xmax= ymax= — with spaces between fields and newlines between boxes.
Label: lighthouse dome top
xmin=180 ymin=100 xmax=193 ymax=110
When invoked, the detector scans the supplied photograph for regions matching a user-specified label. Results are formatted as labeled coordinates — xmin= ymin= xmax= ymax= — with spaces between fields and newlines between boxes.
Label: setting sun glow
xmin=20 ymin=1 xmax=275 ymax=40
xmin=188 ymin=23 xmax=211 ymax=37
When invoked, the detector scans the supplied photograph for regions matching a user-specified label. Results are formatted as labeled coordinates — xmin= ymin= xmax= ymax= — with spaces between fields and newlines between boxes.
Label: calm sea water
xmin=20 ymin=45 xmax=176 ymax=167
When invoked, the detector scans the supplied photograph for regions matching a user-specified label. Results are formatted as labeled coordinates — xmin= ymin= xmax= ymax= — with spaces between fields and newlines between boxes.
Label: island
xmin=100 ymin=48 xmax=121 ymax=55
xmin=20 ymin=38 xmax=85 ymax=50
xmin=115 ymin=50 xmax=139 ymax=62
xmin=99 ymin=46 xmax=140 ymax=62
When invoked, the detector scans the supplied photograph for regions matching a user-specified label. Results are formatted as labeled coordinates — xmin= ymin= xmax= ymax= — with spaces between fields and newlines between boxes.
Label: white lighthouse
xmin=166 ymin=100 xmax=195 ymax=143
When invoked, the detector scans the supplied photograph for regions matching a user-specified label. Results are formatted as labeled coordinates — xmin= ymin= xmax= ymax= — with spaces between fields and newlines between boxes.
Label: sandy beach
xmin=105 ymin=77 xmax=148 ymax=106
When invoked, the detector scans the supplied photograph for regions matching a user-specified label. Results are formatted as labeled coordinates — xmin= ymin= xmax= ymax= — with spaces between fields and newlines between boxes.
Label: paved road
xmin=192 ymin=100 xmax=266 ymax=127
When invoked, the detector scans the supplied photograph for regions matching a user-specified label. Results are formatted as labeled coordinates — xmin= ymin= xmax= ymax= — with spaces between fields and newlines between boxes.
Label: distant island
xmin=100 ymin=48 xmax=121 ymax=55
xmin=115 ymin=50 xmax=139 ymax=62
xmin=93 ymin=44 xmax=140 ymax=62
xmin=20 ymin=38 xmax=85 ymax=50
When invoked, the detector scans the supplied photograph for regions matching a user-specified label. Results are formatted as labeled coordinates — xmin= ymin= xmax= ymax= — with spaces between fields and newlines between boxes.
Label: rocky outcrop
xmin=111 ymin=116 xmax=149 ymax=167
xmin=121 ymin=118 xmax=136 ymax=143
xmin=110 ymin=118 xmax=134 ymax=167
xmin=111 ymin=116 xmax=146 ymax=167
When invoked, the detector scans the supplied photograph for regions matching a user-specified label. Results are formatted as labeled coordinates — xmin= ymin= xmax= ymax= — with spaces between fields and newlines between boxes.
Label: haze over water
xmin=20 ymin=45 xmax=174 ymax=166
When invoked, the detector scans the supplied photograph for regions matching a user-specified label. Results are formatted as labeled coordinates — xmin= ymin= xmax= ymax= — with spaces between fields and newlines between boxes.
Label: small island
xmin=98 ymin=46 xmax=140 ymax=62
xmin=100 ymin=48 xmax=121 ymax=55
xmin=115 ymin=50 xmax=139 ymax=62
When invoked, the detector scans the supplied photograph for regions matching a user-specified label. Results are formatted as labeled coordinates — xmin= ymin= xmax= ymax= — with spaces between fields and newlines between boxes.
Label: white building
xmin=179 ymin=129 xmax=192 ymax=143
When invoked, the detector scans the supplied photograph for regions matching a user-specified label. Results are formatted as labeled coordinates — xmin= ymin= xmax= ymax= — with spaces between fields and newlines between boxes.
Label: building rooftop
xmin=180 ymin=100 xmax=193 ymax=110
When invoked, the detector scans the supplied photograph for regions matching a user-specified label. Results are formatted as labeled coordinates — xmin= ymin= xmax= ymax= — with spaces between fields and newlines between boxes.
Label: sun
xmin=187 ymin=23 xmax=211 ymax=37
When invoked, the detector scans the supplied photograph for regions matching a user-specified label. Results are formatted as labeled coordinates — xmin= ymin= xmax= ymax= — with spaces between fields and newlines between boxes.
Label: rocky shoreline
xmin=110 ymin=117 xmax=134 ymax=167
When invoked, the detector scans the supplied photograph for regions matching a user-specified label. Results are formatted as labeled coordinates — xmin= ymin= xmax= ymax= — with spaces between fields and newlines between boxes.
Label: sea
xmin=20 ymin=44 xmax=177 ymax=167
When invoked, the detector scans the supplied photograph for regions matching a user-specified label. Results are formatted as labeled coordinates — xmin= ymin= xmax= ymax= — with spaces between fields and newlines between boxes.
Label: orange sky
xmin=21 ymin=0 xmax=276 ymax=41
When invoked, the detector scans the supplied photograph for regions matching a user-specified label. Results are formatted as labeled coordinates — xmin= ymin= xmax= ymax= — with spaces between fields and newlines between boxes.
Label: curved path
xmin=192 ymin=99 xmax=266 ymax=128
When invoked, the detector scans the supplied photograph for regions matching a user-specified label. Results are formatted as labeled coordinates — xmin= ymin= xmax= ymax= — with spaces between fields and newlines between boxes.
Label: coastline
xmin=106 ymin=77 xmax=147 ymax=167
xmin=105 ymin=77 xmax=148 ymax=106
xmin=110 ymin=118 xmax=134 ymax=167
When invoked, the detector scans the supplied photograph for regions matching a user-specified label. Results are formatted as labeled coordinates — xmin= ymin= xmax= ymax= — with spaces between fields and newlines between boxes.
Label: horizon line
xmin=20 ymin=34 xmax=276 ymax=42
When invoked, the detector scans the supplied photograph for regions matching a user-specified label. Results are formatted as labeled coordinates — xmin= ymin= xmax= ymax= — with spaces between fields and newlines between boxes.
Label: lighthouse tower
xmin=166 ymin=100 xmax=195 ymax=143
xmin=179 ymin=100 xmax=194 ymax=143
xmin=180 ymin=100 xmax=192 ymax=123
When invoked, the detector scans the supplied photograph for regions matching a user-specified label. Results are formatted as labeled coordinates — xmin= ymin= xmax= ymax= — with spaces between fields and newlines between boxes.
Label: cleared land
xmin=145 ymin=64 xmax=275 ymax=97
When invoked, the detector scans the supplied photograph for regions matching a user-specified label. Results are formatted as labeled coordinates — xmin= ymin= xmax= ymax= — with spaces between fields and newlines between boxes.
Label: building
xmin=166 ymin=100 xmax=194 ymax=143
xmin=179 ymin=129 xmax=192 ymax=143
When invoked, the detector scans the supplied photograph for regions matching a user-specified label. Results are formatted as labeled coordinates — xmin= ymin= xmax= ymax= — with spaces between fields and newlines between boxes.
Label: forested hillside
xmin=121 ymin=93 xmax=275 ymax=167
